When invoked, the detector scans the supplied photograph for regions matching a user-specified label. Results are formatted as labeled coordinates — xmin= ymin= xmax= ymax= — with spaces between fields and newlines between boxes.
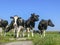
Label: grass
xmin=0 ymin=31 xmax=60 ymax=45
xmin=32 ymin=32 xmax=60 ymax=45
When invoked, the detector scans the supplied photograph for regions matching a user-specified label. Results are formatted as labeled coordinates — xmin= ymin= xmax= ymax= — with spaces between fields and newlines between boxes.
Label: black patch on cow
xmin=0 ymin=19 xmax=8 ymax=29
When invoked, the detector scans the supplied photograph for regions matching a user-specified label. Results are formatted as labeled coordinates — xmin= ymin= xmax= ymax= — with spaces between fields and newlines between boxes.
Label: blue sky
xmin=0 ymin=0 xmax=60 ymax=31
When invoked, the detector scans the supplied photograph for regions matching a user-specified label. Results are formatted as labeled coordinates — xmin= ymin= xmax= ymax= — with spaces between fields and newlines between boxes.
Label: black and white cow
xmin=0 ymin=19 xmax=8 ymax=35
xmin=25 ymin=13 xmax=39 ymax=37
xmin=5 ymin=15 xmax=25 ymax=38
xmin=38 ymin=19 xmax=54 ymax=37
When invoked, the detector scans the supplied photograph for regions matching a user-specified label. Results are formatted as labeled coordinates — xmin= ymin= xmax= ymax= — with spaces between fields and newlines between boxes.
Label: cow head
xmin=10 ymin=15 xmax=21 ymax=26
xmin=31 ymin=13 xmax=39 ymax=21
xmin=48 ymin=19 xmax=55 ymax=27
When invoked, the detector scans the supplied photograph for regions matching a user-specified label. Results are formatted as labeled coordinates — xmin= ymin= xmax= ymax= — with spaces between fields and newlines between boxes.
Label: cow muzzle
xmin=13 ymin=23 xmax=17 ymax=27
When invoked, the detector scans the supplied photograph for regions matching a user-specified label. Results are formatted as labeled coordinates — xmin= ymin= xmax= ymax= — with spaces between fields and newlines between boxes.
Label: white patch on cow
xmin=43 ymin=30 xmax=45 ymax=37
xmin=17 ymin=27 xmax=20 ymax=38
xmin=17 ymin=26 xmax=24 ymax=38
xmin=27 ymin=28 xmax=30 ymax=38
xmin=31 ymin=29 xmax=34 ymax=37
xmin=6 ymin=25 xmax=9 ymax=28
xmin=0 ymin=28 xmax=3 ymax=36
xmin=14 ymin=16 xmax=18 ymax=26
xmin=31 ymin=30 xmax=34 ymax=37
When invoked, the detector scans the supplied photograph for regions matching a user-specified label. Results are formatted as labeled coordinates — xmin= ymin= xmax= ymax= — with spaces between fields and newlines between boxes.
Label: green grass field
xmin=32 ymin=31 xmax=60 ymax=45
xmin=0 ymin=31 xmax=60 ymax=45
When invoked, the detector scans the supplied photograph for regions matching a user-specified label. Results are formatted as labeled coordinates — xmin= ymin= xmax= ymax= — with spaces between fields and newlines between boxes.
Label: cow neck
xmin=43 ymin=20 xmax=48 ymax=26
xmin=30 ymin=18 xmax=35 ymax=22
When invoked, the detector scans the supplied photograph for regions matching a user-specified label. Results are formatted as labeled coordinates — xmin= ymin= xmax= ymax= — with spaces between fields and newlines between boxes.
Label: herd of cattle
xmin=0 ymin=13 xmax=55 ymax=38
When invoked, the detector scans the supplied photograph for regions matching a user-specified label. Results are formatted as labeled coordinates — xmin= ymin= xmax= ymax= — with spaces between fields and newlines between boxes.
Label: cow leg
xmin=43 ymin=30 xmax=46 ymax=37
xmin=17 ymin=29 xmax=20 ymax=38
xmin=0 ymin=28 xmax=3 ymax=36
xmin=20 ymin=26 xmax=24 ymax=37
xmin=4 ymin=30 xmax=6 ymax=36
xmin=21 ymin=30 xmax=24 ymax=37
xmin=27 ymin=28 xmax=30 ymax=38
xmin=31 ymin=30 xmax=34 ymax=37
xmin=14 ymin=29 xmax=17 ymax=38
xmin=23 ymin=28 xmax=27 ymax=37
xmin=4 ymin=29 xmax=7 ymax=36
xmin=22 ymin=28 xmax=25 ymax=37
xmin=14 ymin=27 xmax=17 ymax=38
xmin=17 ymin=26 xmax=21 ymax=38
xmin=40 ymin=30 xmax=43 ymax=37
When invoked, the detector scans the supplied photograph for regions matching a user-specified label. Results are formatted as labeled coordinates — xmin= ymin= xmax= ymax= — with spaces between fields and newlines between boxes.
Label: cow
xmin=5 ymin=15 xmax=25 ymax=38
xmin=25 ymin=13 xmax=39 ymax=37
xmin=38 ymin=19 xmax=55 ymax=37
xmin=0 ymin=19 xmax=8 ymax=35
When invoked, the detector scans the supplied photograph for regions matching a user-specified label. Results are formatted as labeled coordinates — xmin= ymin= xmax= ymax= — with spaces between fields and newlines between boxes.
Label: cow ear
xmin=31 ymin=13 xmax=35 ymax=16
xmin=10 ymin=16 xmax=13 ymax=19
xmin=18 ymin=17 xmax=21 ymax=19
xmin=37 ymin=15 xmax=39 ymax=17
xmin=48 ymin=19 xmax=51 ymax=22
